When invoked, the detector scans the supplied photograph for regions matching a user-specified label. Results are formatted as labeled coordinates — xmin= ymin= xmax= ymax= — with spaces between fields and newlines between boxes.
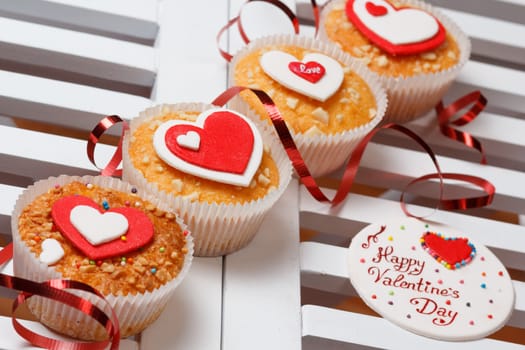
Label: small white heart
xmin=39 ymin=238 xmax=64 ymax=266
xmin=260 ymin=51 xmax=343 ymax=102
xmin=70 ymin=205 xmax=128 ymax=246
xmin=177 ymin=130 xmax=201 ymax=151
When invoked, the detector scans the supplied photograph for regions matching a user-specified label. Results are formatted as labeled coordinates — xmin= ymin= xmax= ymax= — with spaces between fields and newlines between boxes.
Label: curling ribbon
xmin=212 ymin=86 xmax=495 ymax=213
xmin=217 ymin=0 xmax=300 ymax=61
xmin=87 ymin=115 xmax=129 ymax=177
xmin=0 ymin=243 xmax=120 ymax=349
xmin=435 ymin=90 xmax=488 ymax=164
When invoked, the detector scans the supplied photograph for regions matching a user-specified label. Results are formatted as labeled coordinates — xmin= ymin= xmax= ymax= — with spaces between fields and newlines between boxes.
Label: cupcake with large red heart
xmin=318 ymin=0 xmax=470 ymax=123
xmin=11 ymin=175 xmax=193 ymax=340
xmin=230 ymin=34 xmax=387 ymax=177
xmin=122 ymin=102 xmax=292 ymax=256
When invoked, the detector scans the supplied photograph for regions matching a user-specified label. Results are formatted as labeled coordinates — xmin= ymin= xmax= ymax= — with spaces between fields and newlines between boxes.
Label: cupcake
xmin=122 ymin=103 xmax=292 ymax=256
xmin=11 ymin=175 xmax=193 ymax=340
xmin=230 ymin=34 xmax=387 ymax=177
xmin=318 ymin=0 xmax=470 ymax=123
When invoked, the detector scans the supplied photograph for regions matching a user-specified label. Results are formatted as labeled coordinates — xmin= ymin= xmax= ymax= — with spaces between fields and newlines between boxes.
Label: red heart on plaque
xmin=421 ymin=231 xmax=476 ymax=269
xmin=288 ymin=61 xmax=326 ymax=83
xmin=365 ymin=1 xmax=387 ymax=16
xmin=346 ymin=0 xmax=446 ymax=55
xmin=51 ymin=196 xmax=154 ymax=260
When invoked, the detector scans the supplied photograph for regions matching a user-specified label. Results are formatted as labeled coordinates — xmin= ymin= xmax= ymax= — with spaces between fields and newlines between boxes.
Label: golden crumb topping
xmin=18 ymin=181 xmax=188 ymax=296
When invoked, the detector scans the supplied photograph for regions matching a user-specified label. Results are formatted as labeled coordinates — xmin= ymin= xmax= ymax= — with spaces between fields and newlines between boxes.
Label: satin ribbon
xmin=217 ymin=0 xmax=299 ymax=61
xmin=435 ymin=90 xmax=488 ymax=164
xmin=87 ymin=115 xmax=129 ymax=177
xmin=212 ymin=86 xmax=495 ymax=213
xmin=0 ymin=243 xmax=120 ymax=349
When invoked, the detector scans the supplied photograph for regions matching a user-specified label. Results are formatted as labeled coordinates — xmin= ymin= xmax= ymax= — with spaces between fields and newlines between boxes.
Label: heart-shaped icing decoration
xmin=39 ymin=238 xmax=64 ymax=266
xmin=346 ymin=0 xmax=446 ymax=55
xmin=288 ymin=61 xmax=326 ymax=83
xmin=52 ymin=195 xmax=154 ymax=260
xmin=366 ymin=1 xmax=387 ymax=16
xmin=70 ymin=205 xmax=129 ymax=245
xmin=153 ymin=108 xmax=263 ymax=187
xmin=260 ymin=51 xmax=343 ymax=102
xmin=421 ymin=231 xmax=476 ymax=269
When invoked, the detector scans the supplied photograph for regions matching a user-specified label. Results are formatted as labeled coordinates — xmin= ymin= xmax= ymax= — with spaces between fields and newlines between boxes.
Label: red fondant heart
xmin=421 ymin=232 xmax=475 ymax=269
xmin=165 ymin=110 xmax=254 ymax=175
xmin=288 ymin=61 xmax=326 ymax=83
xmin=365 ymin=1 xmax=387 ymax=16
xmin=51 ymin=196 xmax=154 ymax=260
xmin=346 ymin=0 xmax=446 ymax=56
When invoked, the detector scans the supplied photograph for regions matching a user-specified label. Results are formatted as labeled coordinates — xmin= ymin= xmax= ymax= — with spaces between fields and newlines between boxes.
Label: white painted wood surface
xmin=0 ymin=0 xmax=524 ymax=349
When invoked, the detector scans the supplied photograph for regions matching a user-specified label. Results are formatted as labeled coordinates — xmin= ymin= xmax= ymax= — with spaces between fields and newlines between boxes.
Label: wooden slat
xmin=0 ymin=17 xmax=156 ymax=87
xmin=302 ymin=305 xmax=524 ymax=350
xmin=428 ymin=0 xmax=525 ymax=25
xmin=0 ymin=0 xmax=158 ymax=43
xmin=0 ymin=70 xmax=151 ymax=131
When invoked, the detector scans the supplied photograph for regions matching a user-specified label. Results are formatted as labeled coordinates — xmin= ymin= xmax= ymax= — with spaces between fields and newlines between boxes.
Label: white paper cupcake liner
xmin=318 ymin=0 xmax=471 ymax=124
xmin=228 ymin=34 xmax=388 ymax=177
xmin=122 ymin=103 xmax=293 ymax=257
xmin=11 ymin=175 xmax=194 ymax=340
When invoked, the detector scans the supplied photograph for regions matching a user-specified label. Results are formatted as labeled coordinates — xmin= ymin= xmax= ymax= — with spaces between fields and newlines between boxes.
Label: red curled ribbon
xmin=212 ymin=86 xmax=495 ymax=213
xmin=217 ymin=0 xmax=299 ymax=61
xmin=0 ymin=243 xmax=120 ymax=349
xmin=87 ymin=115 xmax=129 ymax=177
xmin=435 ymin=90 xmax=488 ymax=164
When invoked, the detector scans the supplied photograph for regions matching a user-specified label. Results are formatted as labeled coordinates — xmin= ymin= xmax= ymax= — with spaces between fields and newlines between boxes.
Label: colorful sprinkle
xmin=400 ymin=225 xmax=405 ymax=230
xmin=388 ymin=236 xmax=393 ymax=241
xmin=437 ymin=279 xmax=443 ymax=285
xmin=127 ymin=258 xmax=133 ymax=264
xmin=446 ymin=300 xmax=451 ymax=306
xmin=160 ymin=247 xmax=166 ymax=253
xmin=488 ymin=314 xmax=493 ymax=319
xmin=481 ymin=256 xmax=485 ymax=261
xmin=131 ymin=187 xmax=138 ymax=194
xmin=121 ymin=261 xmax=126 ymax=266
xmin=482 ymin=272 xmax=486 ymax=277
xmin=183 ymin=230 xmax=189 ymax=236
xmin=406 ymin=314 xmax=411 ymax=319
xmin=102 ymin=200 xmax=110 ymax=210
xmin=89 ymin=260 xmax=95 ymax=265
xmin=469 ymin=321 xmax=475 ymax=326
xmin=388 ymin=301 xmax=393 ymax=305
xmin=86 ymin=183 xmax=93 ymax=189
xmin=371 ymin=294 xmax=377 ymax=299
xmin=481 ymin=283 xmax=487 ymax=289
xmin=411 ymin=246 xmax=416 ymax=251
xmin=96 ymin=260 xmax=103 ymax=266
xmin=489 ymin=299 xmax=494 ymax=304
xmin=434 ymin=269 xmax=439 ymax=273
xmin=121 ymin=235 xmax=127 ymax=241
xmin=150 ymin=267 xmax=157 ymax=274
xmin=54 ymin=184 xmax=61 ymax=189
xmin=134 ymin=201 xmax=141 ymax=207
xmin=388 ymin=291 xmax=394 ymax=296
xmin=125 ymin=200 xmax=131 ymax=207
xmin=498 ymin=271 xmax=504 ymax=277
xmin=360 ymin=258 xmax=366 ymax=263
xmin=466 ymin=302 xmax=471 ymax=307
xmin=459 ymin=280 xmax=465 ymax=284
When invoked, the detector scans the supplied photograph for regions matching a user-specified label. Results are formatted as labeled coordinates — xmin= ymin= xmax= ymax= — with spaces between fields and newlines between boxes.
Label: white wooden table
xmin=0 ymin=0 xmax=524 ymax=349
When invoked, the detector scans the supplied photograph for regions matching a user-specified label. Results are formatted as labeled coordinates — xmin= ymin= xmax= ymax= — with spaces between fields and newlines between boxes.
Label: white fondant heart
xmin=70 ymin=205 xmax=129 ymax=246
xmin=260 ymin=51 xmax=343 ymax=102
xmin=153 ymin=108 xmax=263 ymax=187
xmin=353 ymin=0 xmax=439 ymax=45
xmin=177 ymin=130 xmax=201 ymax=151
xmin=39 ymin=238 xmax=64 ymax=266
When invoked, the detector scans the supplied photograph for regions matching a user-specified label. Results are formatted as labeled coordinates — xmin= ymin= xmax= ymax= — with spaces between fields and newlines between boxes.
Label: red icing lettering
xmin=410 ymin=297 xmax=458 ymax=326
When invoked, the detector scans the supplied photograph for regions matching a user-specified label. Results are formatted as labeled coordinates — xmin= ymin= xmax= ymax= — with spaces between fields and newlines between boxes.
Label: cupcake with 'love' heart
xmin=318 ymin=0 xmax=470 ymax=123
xmin=122 ymin=103 xmax=292 ymax=256
xmin=11 ymin=175 xmax=193 ymax=340
xmin=229 ymin=34 xmax=387 ymax=177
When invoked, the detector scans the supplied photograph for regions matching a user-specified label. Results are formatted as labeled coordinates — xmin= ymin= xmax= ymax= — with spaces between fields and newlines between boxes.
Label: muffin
xmin=11 ymin=175 xmax=193 ymax=340
xmin=319 ymin=0 xmax=470 ymax=123
xmin=230 ymin=34 xmax=387 ymax=177
xmin=122 ymin=103 xmax=292 ymax=256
